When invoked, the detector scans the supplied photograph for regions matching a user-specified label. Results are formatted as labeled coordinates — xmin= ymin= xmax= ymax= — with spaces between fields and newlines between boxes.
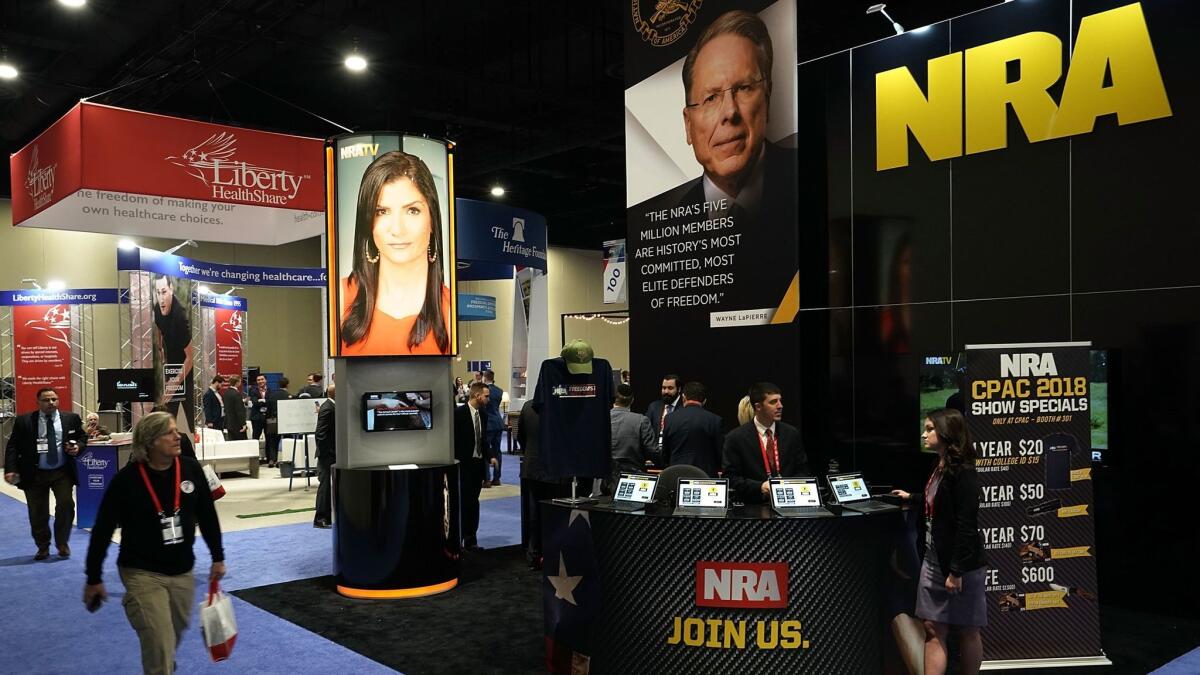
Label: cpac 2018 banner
xmin=965 ymin=344 xmax=1100 ymax=662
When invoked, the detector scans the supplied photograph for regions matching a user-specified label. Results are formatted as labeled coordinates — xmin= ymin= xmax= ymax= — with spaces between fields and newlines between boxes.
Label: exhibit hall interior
xmin=0 ymin=1 xmax=1197 ymax=673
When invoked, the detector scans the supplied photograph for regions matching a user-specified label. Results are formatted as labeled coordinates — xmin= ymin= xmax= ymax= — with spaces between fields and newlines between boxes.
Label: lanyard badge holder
xmin=139 ymin=458 xmax=184 ymax=545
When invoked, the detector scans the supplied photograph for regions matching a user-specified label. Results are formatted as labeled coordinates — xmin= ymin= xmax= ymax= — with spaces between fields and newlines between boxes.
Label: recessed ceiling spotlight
xmin=0 ymin=62 xmax=17 ymax=80
xmin=345 ymin=54 xmax=367 ymax=72
xmin=59 ymin=0 xmax=87 ymax=8
xmin=46 ymin=280 xmax=67 ymax=291
xmin=490 ymin=186 xmax=506 ymax=197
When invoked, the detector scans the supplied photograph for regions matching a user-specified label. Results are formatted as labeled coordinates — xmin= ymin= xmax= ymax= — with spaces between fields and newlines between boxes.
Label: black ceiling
xmin=1 ymin=0 xmax=994 ymax=249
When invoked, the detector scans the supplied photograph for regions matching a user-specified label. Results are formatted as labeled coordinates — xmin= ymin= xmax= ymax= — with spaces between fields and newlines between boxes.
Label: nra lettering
xmin=695 ymin=561 xmax=787 ymax=608
xmin=666 ymin=617 xmax=808 ymax=650
xmin=876 ymin=3 xmax=1171 ymax=170
xmin=339 ymin=143 xmax=380 ymax=159
xmin=1000 ymin=353 xmax=1058 ymax=378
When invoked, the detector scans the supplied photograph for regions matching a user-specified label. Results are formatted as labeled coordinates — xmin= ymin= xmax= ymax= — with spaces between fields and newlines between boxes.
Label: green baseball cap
xmin=561 ymin=339 xmax=594 ymax=374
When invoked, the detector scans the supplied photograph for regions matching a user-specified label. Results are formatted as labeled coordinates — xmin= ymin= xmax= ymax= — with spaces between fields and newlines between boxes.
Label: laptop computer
xmin=608 ymin=473 xmax=659 ymax=511
xmin=673 ymin=478 xmax=729 ymax=518
xmin=769 ymin=478 xmax=834 ymax=518
xmin=826 ymin=472 xmax=900 ymax=514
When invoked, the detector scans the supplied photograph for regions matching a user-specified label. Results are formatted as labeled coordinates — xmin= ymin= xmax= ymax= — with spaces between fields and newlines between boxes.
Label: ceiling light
xmin=198 ymin=285 xmax=212 ymax=295
xmin=59 ymin=0 xmax=87 ymax=8
xmin=46 ymin=280 xmax=66 ymax=291
xmin=866 ymin=4 xmax=905 ymax=35
xmin=117 ymin=239 xmax=138 ymax=250
xmin=0 ymin=63 xmax=17 ymax=80
xmin=345 ymin=54 xmax=367 ymax=72
xmin=490 ymin=186 xmax=506 ymax=197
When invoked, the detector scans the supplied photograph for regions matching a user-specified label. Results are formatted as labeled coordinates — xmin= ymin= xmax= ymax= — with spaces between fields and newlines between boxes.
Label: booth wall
xmin=547 ymin=247 xmax=629 ymax=373
xmin=0 ymin=199 xmax=324 ymax=407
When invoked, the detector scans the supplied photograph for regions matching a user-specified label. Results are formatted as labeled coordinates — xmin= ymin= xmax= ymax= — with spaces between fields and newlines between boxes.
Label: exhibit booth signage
xmin=9 ymin=101 xmax=325 ymax=245
xmin=117 ymin=245 xmax=327 ymax=287
xmin=455 ymin=198 xmax=548 ymax=273
xmin=457 ymin=293 xmax=497 ymax=321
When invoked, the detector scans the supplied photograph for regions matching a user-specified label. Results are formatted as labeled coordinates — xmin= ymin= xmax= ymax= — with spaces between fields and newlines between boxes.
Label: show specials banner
xmin=625 ymin=0 xmax=802 ymax=423
xmin=964 ymin=343 xmax=1102 ymax=664
xmin=199 ymin=294 xmax=246 ymax=379
xmin=10 ymin=102 xmax=325 ymax=245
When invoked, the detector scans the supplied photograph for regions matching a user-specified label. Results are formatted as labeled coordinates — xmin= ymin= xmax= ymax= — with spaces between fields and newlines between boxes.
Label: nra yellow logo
xmin=876 ymin=3 xmax=1171 ymax=171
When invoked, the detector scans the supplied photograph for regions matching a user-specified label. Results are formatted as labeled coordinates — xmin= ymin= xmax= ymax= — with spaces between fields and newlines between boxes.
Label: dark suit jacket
xmin=722 ymin=421 xmax=808 ymax=504
xmin=315 ymin=399 xmax=336 ymax=464
xmin=267 ymin=388 xmax=291 ymax=419
xmin=453 ymin=404 xmax=485 ymax=463
xmin=644 ymin=396 xmax=681 ymax=437
xmin=222 ymin=388 xmax=247 ymax=435
xmin=4 ymin=410 xmax=85 ymax=489
xmin=249 ymin=385 xmax=269 ymax=422
xmin=662 ymin=403 xmax=724 ymax=478
xmin=904 ymin=467 xmax=987 ymax=576
xmin=484 ymin=383 xmax=504 ymax=433
xmin=202 ymin=387 xmax=223 ymax=427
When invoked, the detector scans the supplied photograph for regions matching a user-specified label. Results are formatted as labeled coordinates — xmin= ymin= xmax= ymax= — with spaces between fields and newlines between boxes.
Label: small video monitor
xmin=362 ymin=391 xmax=433 ymax=432
xmin=676 ymin=478 xmax=728 ymax=509
xmin=769 ymin=478 xmax=822 ymax=508
xmin=98 ymin=368 xmax=155 ymax=404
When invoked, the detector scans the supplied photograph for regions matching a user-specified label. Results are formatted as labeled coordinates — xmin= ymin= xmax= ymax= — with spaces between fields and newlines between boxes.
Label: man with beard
xmin=643 ymin=374 xmax=681 ymax=460
xmin=152 ymin=275 xmax=195 ymax=432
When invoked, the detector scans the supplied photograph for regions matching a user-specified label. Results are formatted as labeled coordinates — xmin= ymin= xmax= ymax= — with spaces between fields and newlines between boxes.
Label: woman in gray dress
xmin=892 ymin=408 xmax=986 ymax=675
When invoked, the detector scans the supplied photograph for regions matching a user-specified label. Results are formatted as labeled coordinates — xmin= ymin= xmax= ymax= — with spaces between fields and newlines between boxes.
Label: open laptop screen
xmin=614 ymin=474 xmax=658 ymax=504
xmin=827 ymin=473 xmax=872 ymax=504
xmin=677 ymin=479 xmax=728 ymax=508
xmin=769 ymin=478 xmax=822 ymax=508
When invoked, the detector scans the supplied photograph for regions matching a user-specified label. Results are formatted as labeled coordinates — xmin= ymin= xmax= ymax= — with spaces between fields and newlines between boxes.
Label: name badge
xmin=37 ymin=438 xmax=49 ymax=455
xmin=161 ymin=513 xmax=184 ymax=545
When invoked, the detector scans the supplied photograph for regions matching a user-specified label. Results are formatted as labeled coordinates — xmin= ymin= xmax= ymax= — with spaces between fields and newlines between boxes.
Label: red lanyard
xmin=138 ymin=458 xmax=181 ymax=516
xmin=757 ymin=427 xmax=782 ymax=477
xmin=923 ymin=468 xmax=941 ymax=519
xmin=659 ymin=405 xmax=669 ymax=433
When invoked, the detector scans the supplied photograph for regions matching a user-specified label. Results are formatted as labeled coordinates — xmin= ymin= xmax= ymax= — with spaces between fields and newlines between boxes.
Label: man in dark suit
xmin=662 ymin=381 xmax=724 ymax=478
xmin=202 ymin=375 xmax=226 ymax=429
xmin=265 ymin=376 xmax=292 ymax=468
xmin=454 ymin=382 xmax=492 ymax=552
xmin=482 ymin=370 xmax=505 ymax=487
xmin=4 ymin=387 xmax=86 ymax=559
xmin=644 ymin=373 xmax=682 ymax=457
xmin=722 ymin=382 xmax=808 ymax=504
xmin=222 ymin=375 xmax=248 ymax=441
xmin=313 ymin=384 xmax=336 ymax=529
xmin=249 ymin=373 xmax=270 ymax=449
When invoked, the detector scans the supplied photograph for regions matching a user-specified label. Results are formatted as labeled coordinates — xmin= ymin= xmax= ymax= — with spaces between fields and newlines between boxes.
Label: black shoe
xmin=313 ymin=520 xmax=332 ymax=529
xmin=464 ymin=542 xmax=484 ymax=553
xmin=57 ymin=544 xmax=71 ymax=558
xmin=34 ymin=548 xmax=49 ymax=561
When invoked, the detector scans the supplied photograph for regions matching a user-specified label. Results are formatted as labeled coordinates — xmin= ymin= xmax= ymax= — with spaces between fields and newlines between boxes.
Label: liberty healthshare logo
xmin=631 ymin=0 xmax=703 ymax=47
xmin=166 ymin=132 xmax=309 ymax=206
xmin=25 ymin=146 xmax=58 ymax=210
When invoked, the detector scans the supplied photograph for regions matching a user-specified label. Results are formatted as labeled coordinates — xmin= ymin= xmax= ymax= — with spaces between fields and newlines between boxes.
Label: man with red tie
xmin=643 ymin=374 xmax=681 ymax=460
xmin=721 ymin=382 xmax=808 ymax=504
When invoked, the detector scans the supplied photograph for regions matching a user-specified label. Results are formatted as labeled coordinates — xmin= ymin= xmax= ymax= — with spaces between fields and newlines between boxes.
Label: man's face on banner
xmin=154 ymin=276 xmax=174 ymax=315
xmin=683 ymin=34 xmax=769 ymax=191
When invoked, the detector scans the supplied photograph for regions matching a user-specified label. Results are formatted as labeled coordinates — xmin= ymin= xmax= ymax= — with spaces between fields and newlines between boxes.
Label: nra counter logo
xmin=166 ymin=132 xmax=309 ymax=206
xmin=696 ymin=561 xmax=787 ymax=608
xmin=24 ymin=146 xmax=57 ymax=211
xmin=631 ymin=0 xmax=702 ymax=47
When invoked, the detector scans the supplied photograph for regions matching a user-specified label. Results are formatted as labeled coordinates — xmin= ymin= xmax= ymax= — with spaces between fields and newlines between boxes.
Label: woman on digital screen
xmin=341 ymin=151 xmax=451 ymax=355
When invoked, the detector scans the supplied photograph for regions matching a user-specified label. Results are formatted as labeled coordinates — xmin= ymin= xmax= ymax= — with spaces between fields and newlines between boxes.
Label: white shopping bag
xmin=203 ymin=464 xmax=226 ymax=500
xmin=200 ymin=580 xmax=237 ymax=662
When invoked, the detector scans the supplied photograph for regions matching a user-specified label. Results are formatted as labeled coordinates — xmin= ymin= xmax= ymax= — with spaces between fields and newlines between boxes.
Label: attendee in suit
xmin=609 ymin=384 xmax=660 ymax=488
xmin=265 ymin=377 xmax=292 ymax=468
xmin=222 ymin=375 xmax=248 ymax=441
xmin=454 ymin=382 xmax=493 ymax=552
xmin=644 ymin=373 xmax=681 ymax=456
xmin=4 ymin=387 xmax=86 ymax=559
xmin=298 ymin=372 xmax=325 ymax=399
xmin=662 ymin=381 xmax=724 ymax=478
xmin=517 ymin=399 xmax=571 ymax=570
xmin=313 ymin=384 xmax=336 ymax=529
xmin=482 ymin=370 xmax=505 ymax=487
xmin=248 ymin=374 xmax=269 ymax=447
xmin=722 ymin=382 xmax=808 ymax=504
xmin=202 ymin=375 xmax=226 ymax=430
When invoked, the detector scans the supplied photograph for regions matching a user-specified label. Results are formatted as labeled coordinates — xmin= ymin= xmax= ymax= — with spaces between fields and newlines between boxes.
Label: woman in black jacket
xmin=892 ymin=408 xmax=986 ymax=675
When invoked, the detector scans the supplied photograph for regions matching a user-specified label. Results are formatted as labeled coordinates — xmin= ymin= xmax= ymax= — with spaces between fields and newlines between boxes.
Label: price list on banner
xmin=964 ymin=344 xmax=1103 ymax=664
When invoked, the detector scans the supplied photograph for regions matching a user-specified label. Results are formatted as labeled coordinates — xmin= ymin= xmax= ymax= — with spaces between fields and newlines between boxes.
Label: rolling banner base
xmin=965 ymin=342 xmax=1104 ymax=666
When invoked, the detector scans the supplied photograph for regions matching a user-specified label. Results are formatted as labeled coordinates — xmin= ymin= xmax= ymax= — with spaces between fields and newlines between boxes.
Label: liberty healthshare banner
xmin=199 ymin=294 xmax=246 ymax=379
xmin=964 ymin=343 xmax=1103 ymax=664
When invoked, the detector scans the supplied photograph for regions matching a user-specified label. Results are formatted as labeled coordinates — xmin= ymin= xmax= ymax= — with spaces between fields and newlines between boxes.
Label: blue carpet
xmin=1153 ymin=646 xmax=1200 ymax=674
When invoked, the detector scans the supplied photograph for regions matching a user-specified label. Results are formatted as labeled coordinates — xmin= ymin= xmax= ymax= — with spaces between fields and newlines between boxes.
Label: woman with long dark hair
xmin=892 ymin=408 xmax=987 ymax=675
xmin=340 ymin=150 xmax=450 ymax=355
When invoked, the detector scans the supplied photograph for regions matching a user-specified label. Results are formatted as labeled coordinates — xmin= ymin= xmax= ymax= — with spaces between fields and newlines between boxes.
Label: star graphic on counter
xmin=547 ymin=553 xmax=583 ymax=606
xmin=569 ymin=509 xmax=590 ymax=527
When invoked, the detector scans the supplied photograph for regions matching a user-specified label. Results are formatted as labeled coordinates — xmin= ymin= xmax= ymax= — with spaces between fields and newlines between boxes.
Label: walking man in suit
xmin=662 ymin=381 xmax=724 ymax=478
xmin=202 ymin=375 xmax=226 ymax=429
xmin=4 ymin=387 xmax=86 ymax=559
xmin=482 ymin=370 xmax=505 ymax=487
xmin=454 ymin=382 xmax=493 ymax=552
xmin=313 ymin=384 xmax=336 ymax=529
xmin=722 ymin=382 xmax=808 ymax=504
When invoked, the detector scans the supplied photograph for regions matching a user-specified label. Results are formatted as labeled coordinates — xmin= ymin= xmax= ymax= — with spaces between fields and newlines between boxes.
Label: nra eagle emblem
xmin=632 ymin=0 xmax=702 ymax=47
